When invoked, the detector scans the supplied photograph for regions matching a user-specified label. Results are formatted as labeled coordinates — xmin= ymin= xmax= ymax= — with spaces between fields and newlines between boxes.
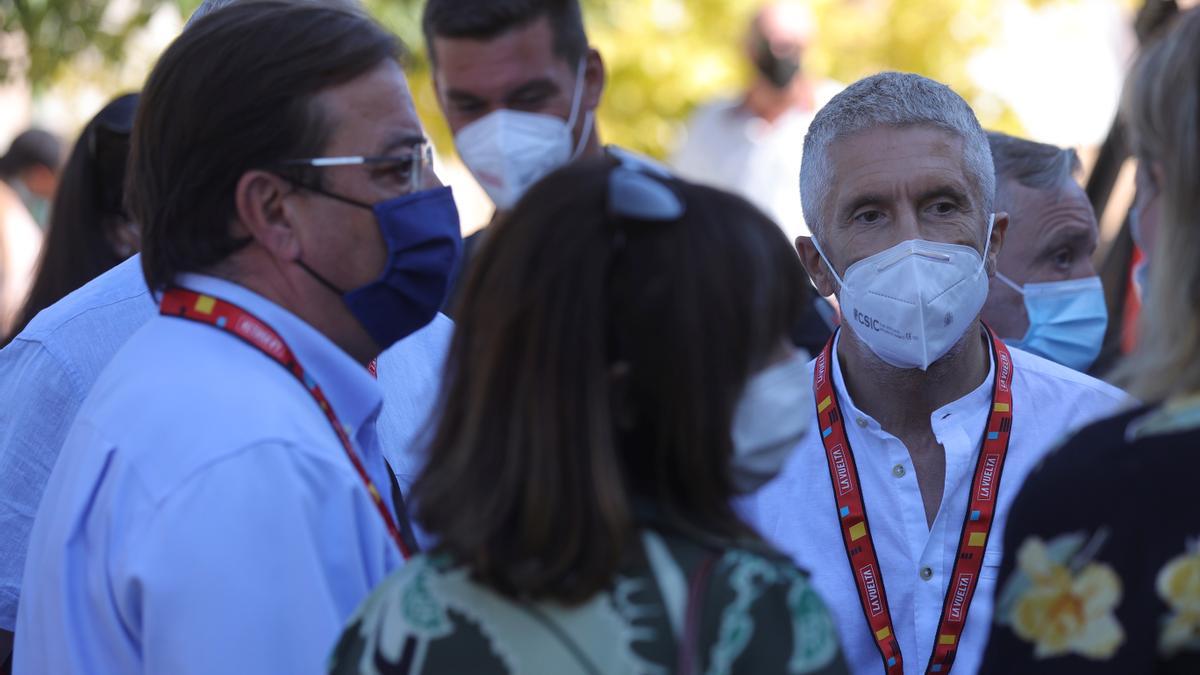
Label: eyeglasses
xmin=276 ymin=141 xmax=435 ymax=194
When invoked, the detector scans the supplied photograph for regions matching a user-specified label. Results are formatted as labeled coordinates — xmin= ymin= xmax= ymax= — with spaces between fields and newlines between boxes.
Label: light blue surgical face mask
xmin=1129 ymin=205 xmax=1151 ymax=301
xmin=997 ymin=273 xmax=1108 ymax=372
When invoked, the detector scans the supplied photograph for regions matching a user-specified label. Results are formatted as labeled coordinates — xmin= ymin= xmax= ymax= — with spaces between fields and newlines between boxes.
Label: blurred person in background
xmin=11 ymin=2 xmax=461 ymax=673
xmin=0 ymin=131 xmax=60 ymax=336
xmin=0 ymin=129 xmax=61 ymax=229
xmin=671 ymin=1 xmax=840 ymax=244
xmin=4 ymin=94 xmax=140 ymax=344
xmin=422 ymin=0 xmax=663 ymax=315
xmin=981 ymin=9 xmax=1200 ymax=673
xmin=980 ymin=132 xmax=1107 ymax=373
xmin=740 ymin=72 xmax=1130 ymax=675
xmin=330 ymin=159 xmax=847 ymax=675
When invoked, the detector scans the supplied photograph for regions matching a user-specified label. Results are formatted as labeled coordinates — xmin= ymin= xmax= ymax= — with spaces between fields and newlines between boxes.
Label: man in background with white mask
xmin=741 ymin=72 xmax=1130 ymax=675
xmin=980 ymin=132 xmax=1108 ymax=373
xmin=422 ymin=0 xmax=661 ymax=314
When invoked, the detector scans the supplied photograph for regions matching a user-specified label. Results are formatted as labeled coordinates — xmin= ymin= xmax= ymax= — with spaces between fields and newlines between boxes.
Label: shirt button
xmin=920 ymin=567 xmax=934 ymax=581
xmin=856 ymin=417 xmax=868 ymax=428
xmin=893 ymin=464 xmax=906 ymax=478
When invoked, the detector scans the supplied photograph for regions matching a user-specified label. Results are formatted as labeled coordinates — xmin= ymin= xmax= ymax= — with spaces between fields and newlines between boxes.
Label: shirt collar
xmin=829 ymin=329 xmax=996 ymax=444
xmin=173 ymin=273 xmax=382 ymax=436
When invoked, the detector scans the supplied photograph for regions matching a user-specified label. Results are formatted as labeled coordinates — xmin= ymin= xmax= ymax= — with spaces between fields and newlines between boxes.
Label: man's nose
xmin=895 ymin=207 xmax=922 ymax=241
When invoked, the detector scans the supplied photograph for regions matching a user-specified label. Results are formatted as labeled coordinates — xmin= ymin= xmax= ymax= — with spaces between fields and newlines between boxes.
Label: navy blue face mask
xmin=295 ymin=186 xmax=463 ymax=349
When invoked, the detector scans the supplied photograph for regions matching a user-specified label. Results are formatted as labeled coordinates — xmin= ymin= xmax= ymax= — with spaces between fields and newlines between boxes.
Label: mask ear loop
xmin=809 ymin=234 xmax=847 ymax=290
xmin=980 ymin=212 xmax=996 ymax=269
xmin=565 ymin=58 xmax=593 ymax=161
xmin=995 ymin=272 xmax=1025 ymax=295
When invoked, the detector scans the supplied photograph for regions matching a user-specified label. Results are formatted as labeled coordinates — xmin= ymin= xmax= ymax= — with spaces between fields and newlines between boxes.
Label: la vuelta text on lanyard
xmin=160 ymin=287 xmax=413 ymax=560
xmin=813 ymin=327 xmax=1014 ymax=675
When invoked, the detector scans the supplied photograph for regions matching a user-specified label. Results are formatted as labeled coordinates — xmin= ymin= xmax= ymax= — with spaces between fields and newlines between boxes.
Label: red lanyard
xmin=813 ymin=327 xmax=1014 ymax=675
xmin=161 ymin=286 xmax=412 ymax=559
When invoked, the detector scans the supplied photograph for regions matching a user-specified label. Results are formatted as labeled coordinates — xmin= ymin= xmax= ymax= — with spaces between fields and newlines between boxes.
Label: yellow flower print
xmin=1156 ymin=546 xmax=1200 ymax=656
xmin=1008 ymin=537 xmax=1124 ymax=660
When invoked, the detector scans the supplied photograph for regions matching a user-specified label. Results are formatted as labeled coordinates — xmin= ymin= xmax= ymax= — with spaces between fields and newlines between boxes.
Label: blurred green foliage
xmin=392 ymin=0 xmax=1028 ymax=159
xmin=6 ymin=0 xmax=1047 ymax=155
xmin=0 ymin=0 xmax=162 ymax=89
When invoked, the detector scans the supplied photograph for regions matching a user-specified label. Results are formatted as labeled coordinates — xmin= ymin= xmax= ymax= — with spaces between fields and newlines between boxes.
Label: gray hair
xmin=186 ymin=0 xmax=360 ymax=28
xmin=799 ymin=72 xmax=994 ymax=239
xmin=987 ymin=131 xmax=1081 ymax=195
xmin=185 ymin=0 xmax=240 ymax=28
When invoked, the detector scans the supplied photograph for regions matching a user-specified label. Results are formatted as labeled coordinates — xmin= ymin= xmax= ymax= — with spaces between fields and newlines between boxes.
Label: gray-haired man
xmin=980 ymin=131 xmax=1107 ymax=373
xmin=741 ymin=72 xmax=1129 ymax=675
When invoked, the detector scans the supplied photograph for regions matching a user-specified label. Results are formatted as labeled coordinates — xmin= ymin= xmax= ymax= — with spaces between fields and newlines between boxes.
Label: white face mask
xmin=730 ymin=348 xmax=813 ymax=493
xmin=813 ymin=215 xmax=995 ymax=371
xmin=453 ymin=59 xmax=595 ymax=211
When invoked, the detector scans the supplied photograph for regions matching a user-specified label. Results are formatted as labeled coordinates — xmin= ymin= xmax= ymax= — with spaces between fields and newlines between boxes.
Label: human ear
xmin=796 ymin=235 xmax=837 ymax=298
xmin=987 ymin=212 xmax=1009 ymax=277
xmin=582 ymin=48 xmax=606 ymax=113
xmin=234 ymin=170 xmax=301 ymax=262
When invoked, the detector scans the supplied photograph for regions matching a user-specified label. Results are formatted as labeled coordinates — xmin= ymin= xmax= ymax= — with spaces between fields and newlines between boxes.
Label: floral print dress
xmin=980 ymin=397 xmax=1200 ymax=674
xmin=328 ymin=527 xmax=848 ymax=675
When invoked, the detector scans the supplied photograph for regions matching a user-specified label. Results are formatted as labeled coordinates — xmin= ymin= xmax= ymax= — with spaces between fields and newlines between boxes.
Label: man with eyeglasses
xmin=11 ymin=3 xmax=460 ymax=673
xmin=0 ymin=2 xmax=456 ymax=668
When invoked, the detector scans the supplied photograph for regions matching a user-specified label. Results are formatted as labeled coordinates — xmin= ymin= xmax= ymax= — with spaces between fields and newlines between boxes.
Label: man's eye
xmin=855 ymin=210 xmax=884 ymax=224
xmin=1053 ymin=248 xmax=1074 ymax=268
xmin=372 ymin=161 xmax=413 ymax=182
xmin=931 ymin=201 xmax=957 ymax=215
xmin=454 ymin=101 xmax=486 ymax=115
xmin=511 ymin=94 xmax=551 ymax=111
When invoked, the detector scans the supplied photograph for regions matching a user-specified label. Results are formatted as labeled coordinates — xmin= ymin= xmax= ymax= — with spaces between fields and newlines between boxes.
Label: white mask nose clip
xmin=825 ymin=213 xmax=997 ymax=371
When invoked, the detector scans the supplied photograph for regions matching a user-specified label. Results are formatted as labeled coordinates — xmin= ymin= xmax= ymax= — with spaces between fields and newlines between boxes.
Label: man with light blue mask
xmin=422 ymin=0 xmax=665 ymax=314
xmin=741 ymin=72 xmax=1131 ymax=675
xmin=980 ymin=132 xmax=1108 ymax=373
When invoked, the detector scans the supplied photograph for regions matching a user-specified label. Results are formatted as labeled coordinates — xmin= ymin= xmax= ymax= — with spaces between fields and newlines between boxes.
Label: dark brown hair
xmin=415 ymin=160 xmax=807 ymax=603
xmin=422 ymin=0 xmax=587 ymax=66
xmin=131 ymin=0 xmax=401 ymax=290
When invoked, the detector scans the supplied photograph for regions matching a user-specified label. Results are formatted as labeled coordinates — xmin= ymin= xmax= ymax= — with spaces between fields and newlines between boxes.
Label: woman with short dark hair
xmin=330 ymin=160 xmax=847 ymax=675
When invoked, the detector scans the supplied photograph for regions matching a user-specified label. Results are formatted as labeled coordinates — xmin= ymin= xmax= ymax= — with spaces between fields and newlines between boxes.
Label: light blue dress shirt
xmin=0 ymin=256 xmax=453 ymax=636
xmin=13 ymin=274 xmax=436 ymax=674
xmin=0 ymin=256 xmax=154 ymax=631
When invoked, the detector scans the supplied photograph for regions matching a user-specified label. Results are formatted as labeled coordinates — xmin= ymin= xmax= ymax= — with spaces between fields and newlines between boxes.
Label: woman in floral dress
xmin=329 ymin=161 xmax=848 ymax=674
xmin=980 ymin=8 xmax=1200 ymax=674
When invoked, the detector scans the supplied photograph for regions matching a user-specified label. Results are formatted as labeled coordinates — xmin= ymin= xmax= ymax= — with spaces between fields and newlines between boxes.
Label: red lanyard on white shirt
xmin=813 ymin=326 xmax=1014 ymax=674
xmin=160 ymin=286 xmax=413 ymax=559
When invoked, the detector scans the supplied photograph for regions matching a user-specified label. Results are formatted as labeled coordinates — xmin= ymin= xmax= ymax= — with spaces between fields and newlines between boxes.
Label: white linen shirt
xmin=12 ymin=274 xmax=439 ymax=674
xmin=742 ymin=331 xmax=1130 ymax=675
xmin=0 ymin=256 xmax=453 ymax=631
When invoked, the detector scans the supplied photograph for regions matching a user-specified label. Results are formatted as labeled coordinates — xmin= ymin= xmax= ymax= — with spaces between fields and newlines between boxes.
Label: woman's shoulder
xmin=329 ymin=553 xmax=507 ymax=675
xmin=697 ymin=543 xmax=848 ymax=674
xmin=1024 ymin=399 xmax=1200 ymax=498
